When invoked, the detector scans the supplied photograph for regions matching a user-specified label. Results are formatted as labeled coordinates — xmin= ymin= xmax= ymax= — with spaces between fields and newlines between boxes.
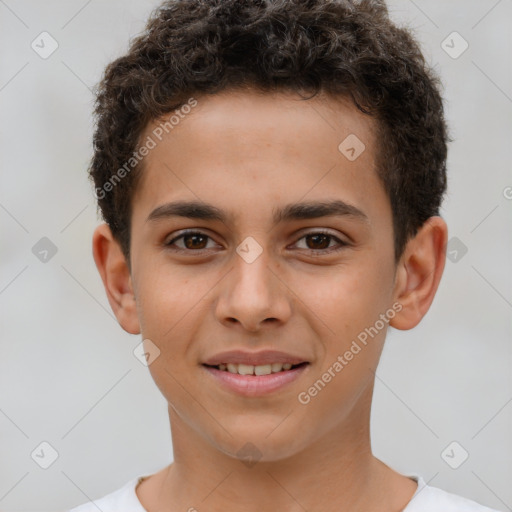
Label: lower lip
xmin=202 ymin=364 xmax=309 ymax=397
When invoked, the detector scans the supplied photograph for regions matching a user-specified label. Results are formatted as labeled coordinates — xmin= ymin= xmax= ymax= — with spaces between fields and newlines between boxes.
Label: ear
xmin=92 ymin=223 xmax=141 ymax=334
xmin=389 ymin=216 xmax=448 ymax=330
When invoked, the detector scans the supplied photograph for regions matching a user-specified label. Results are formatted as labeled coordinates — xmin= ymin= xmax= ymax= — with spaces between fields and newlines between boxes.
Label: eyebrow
xmin=146 ymin=199 xmax=369 ymax=225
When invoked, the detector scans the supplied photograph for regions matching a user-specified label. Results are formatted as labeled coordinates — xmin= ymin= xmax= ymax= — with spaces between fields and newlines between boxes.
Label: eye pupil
xmin=184 ymin=234 xmax=207 ymax=249
xmin=307 ymin=233 xmax=330 ymax=250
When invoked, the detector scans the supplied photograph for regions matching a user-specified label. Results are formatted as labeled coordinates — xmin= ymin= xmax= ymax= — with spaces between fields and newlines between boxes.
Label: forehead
xmin=132 ymin=88 xmax=388 ymax=229
xmin=142 ymin=89 xmax=376 ymax=159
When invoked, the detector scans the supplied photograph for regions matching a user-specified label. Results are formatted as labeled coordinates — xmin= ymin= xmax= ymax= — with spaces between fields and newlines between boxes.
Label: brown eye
xmin=182 ymin=233 xmax=208 ymax=249
xmin=165 ymin=231 xmax=217 ymax=251
xmin=304 ymin=233 xmax=331 ymax=250
xmin=294 ymin=231 xmax=348 ymax=253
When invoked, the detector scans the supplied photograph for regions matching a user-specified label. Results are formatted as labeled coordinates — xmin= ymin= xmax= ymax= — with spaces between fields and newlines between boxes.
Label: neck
xmin=137 ymin=384 xmax=417 ymax=512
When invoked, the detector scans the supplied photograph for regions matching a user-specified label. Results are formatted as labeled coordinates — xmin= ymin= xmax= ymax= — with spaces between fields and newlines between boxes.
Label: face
xmin=126 ymin=89 xmax=399 ymax=461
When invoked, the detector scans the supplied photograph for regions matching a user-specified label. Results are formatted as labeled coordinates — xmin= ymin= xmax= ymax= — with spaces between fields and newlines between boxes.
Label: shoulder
xmin=66 ymin=476 xmax=147 ymax=512
xmin=404 ymin=476 xmax=502 ymax=512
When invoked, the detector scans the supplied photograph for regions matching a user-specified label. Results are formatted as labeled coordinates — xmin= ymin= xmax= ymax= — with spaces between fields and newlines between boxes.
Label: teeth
xmin=216 ymin=362 xmax=298 ymax=375
xmin=238 ymin=363 xmax=254 ymax=375
xmin=255 ymin=364 xmax=272 ymax=376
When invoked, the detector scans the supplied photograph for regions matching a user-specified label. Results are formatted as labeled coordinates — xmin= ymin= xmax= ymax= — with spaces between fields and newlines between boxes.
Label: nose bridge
xmin=215 ymin=243 xmax=291 ymax=331
xmin=234 ymin=249 xmax=273 ymax=302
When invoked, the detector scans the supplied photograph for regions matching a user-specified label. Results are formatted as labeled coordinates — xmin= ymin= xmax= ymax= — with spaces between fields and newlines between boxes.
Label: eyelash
xmin=164 ymin=229 xmax=349 ymax=255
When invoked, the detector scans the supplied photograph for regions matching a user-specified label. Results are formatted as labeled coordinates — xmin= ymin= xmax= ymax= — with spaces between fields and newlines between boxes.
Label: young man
xmin=69 ymin=0 xmax=501 ymax=510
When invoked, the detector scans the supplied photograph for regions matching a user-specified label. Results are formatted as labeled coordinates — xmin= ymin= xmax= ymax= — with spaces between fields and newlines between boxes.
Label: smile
xmin=205 ymin=362 xmax=307 ymax=375
xmin=202 ymin=362 xmax=310 ymax=396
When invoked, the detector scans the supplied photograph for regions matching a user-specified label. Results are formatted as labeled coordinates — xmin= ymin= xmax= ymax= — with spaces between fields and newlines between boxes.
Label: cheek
xmin=292 ymin=262 xmax=391 ymax=336
xmin=133 ymin=269 xmax=207 ymax=397
xmin=137 ymin=275 xmax=200 ymax=414
xmin=294 ymin=270 xmax=389 ymax=428
xmin=136 ymin=264 xmax=201 ymax=335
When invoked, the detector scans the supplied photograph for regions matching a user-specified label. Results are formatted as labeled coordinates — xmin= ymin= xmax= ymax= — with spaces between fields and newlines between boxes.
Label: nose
xmin=214 ymin=248 xmax=292 ymax=333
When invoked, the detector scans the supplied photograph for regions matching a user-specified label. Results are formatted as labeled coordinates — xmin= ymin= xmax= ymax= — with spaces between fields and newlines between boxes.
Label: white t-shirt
xmin=67 ymin=474 xmax=502 ymax=512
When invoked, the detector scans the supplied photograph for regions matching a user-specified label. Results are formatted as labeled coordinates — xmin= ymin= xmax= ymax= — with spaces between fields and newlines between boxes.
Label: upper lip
xmin=202 ymin=350 xmax=309 ymax=367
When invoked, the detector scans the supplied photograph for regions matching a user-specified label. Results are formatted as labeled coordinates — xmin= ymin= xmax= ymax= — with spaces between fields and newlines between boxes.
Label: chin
xmin=210 ymin=423 xmax=307 ymax=464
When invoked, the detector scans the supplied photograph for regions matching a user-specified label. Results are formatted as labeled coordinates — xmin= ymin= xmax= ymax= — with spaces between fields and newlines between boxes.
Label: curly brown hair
xmin=90 ymin=0 xmax=448 ymax=264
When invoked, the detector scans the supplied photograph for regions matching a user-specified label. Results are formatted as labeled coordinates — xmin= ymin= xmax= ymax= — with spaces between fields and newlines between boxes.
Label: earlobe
xmin=389 ymin=216 xmax=448 ymax=330
xmin=92 ymin=223 xmax=141 ymax=335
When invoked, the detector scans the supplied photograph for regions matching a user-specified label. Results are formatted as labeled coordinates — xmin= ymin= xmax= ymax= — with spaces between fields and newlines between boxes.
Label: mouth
xmin=203 ymin=361 xmax=309 ymax=375
xmin=201 ymin=362 xmax=310 ymax=396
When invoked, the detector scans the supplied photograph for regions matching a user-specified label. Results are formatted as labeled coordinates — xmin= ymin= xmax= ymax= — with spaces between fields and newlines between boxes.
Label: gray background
xmin=0 ymin=0 xmax=511 ymax=510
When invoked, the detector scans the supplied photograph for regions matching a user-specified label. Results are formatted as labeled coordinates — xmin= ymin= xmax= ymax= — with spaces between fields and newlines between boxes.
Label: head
xmin=91 ymin=0 xmax=448 ymax=462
